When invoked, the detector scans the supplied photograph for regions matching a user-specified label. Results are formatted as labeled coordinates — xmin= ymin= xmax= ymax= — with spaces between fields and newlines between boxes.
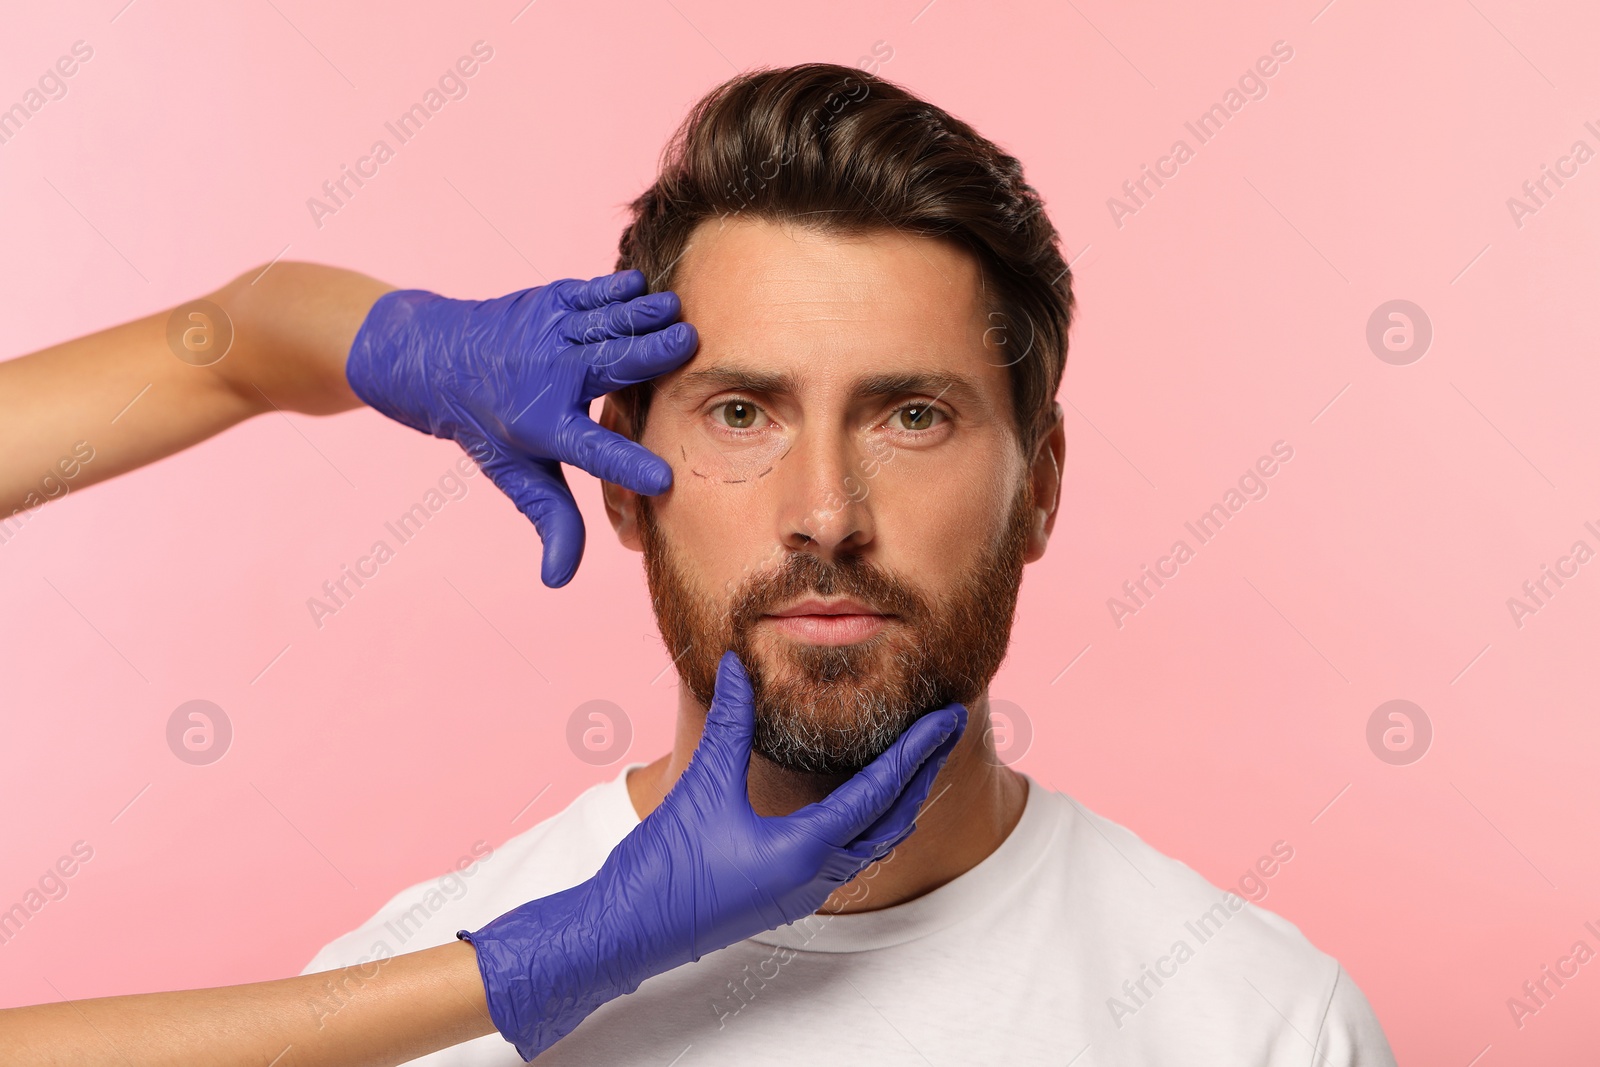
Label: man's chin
xmin=749 ymin=716 xmax=902 ymax=776
xmin=741 ymin=652 xmax=930 ymax=776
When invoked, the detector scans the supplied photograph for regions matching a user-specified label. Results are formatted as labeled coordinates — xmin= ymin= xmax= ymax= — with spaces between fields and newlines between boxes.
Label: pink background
xmin=3 ymin=1 xmax=1598 ymax=1062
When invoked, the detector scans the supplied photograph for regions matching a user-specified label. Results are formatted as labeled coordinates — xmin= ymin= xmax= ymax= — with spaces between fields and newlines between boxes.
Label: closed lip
xmin=766 ymin=597 xmax=888 ymax=618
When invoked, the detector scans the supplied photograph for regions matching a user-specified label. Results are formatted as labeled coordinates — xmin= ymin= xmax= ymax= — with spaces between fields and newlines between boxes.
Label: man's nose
xmin=773 ymin=427 xmax=875 ymax=560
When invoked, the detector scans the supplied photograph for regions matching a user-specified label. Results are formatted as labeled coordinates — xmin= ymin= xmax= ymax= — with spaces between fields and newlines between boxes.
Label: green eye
xmin=718 ymin=400 xmax=759 ymax=429
xmin=897 ymin=404 xmax=938 ymax=431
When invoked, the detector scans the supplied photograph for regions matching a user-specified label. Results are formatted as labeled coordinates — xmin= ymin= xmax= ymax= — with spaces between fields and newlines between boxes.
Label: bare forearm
xmin=0 ymin=940 xmax=495 ymax=1067
xmin=0 ymin=262 xmax=394 ymax=512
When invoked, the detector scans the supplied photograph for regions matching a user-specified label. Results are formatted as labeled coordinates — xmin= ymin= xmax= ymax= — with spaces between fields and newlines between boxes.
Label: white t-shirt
xmin=302 ymin=768 xmax=1395 ymax=1065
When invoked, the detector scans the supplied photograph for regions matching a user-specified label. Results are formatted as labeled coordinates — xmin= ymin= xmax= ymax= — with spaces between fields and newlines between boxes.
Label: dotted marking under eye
xmin=686 ymin=442 xmax=791 ymax=484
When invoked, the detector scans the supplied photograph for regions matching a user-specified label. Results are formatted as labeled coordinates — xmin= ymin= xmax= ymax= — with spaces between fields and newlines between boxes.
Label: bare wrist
xmin=210 ymin=261 xmax=393 ymax=417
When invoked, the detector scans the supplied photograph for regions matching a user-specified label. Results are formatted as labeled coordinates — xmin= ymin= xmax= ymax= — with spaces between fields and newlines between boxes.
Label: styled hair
xmin=613 ymin=62 xmax=1075 ymax=456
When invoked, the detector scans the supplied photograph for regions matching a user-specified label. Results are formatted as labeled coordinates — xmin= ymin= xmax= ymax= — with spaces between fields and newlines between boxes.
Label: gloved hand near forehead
xmin=459 ymin=651 xmax=968 ymax=1061
xmin=345 ymin=269 xmax=695 ymax=587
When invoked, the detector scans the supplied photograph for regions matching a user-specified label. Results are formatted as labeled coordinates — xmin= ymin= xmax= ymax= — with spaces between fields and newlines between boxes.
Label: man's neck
xmin=624 ymin=686 xmax=1027 ymax=914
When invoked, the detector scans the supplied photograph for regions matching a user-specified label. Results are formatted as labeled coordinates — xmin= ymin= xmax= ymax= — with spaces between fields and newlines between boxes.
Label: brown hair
xmin=613 ymin=62 xmax=1075 ymax=456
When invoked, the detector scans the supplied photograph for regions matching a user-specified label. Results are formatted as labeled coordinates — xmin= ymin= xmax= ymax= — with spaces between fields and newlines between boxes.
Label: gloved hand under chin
xmin=345 ymin=269 xmax=696 ymax=588
xmin=458 ymin=650 xmax=967 ymax=1060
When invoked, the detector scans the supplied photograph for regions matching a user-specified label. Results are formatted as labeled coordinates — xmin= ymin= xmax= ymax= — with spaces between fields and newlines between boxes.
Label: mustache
xmin=726 ymin=551 xmax=928 ymax=633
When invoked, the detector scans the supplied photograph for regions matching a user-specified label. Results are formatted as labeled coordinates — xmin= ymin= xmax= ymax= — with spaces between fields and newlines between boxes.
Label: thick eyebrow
xmin=665 ymin=365 xmax=984 ymax=408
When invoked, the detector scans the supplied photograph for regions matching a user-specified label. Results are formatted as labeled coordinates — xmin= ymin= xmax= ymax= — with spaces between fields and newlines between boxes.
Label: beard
xmin=636 ymin=480 xmax=1034 ymax=775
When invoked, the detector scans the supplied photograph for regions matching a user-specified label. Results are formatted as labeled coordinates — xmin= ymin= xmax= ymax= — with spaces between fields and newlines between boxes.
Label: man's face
xmin=607 ymin=217 xmax=1044 ymax=774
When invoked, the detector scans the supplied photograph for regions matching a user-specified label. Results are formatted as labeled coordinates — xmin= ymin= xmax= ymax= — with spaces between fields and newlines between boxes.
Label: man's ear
xmin=1024 ymin=401 xmax=1065 ymax=564
xmin=598 ymin=394 xmax=645 ymax=554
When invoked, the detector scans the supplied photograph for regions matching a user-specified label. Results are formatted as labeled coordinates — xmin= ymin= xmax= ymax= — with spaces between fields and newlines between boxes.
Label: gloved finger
xmin=543 ymin=418 xmax=674 ymax=496
xmin=841 ymin=833 xmax=905 ymax=867
xmin=560 ymin=290 xmax=682 ymax=344
xmin=844 ymin=711 xmax=965 ymax=854
xmin=475 ymin=450 xmax=587 ymax=588
xmin=579 ymin=322 xmax=699 ymax=398
xmin=793 ymin=703 xmax=966 ymax=846
xmin=681 ymin=651 xmax=757 ymax=794
xmin=562 ymin=269 xmax=649 ymax=312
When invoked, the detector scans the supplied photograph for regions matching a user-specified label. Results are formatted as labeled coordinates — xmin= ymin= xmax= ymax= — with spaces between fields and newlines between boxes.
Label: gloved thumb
xmin=690 ymin=651 xmax=757 ymax=788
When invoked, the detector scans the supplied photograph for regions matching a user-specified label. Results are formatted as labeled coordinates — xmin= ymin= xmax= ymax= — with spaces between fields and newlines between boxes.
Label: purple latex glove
xmin=458 ymin=651 xmax=966 ymax=1060
xmin=345 ymin=269 xmax=697 ymax=587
